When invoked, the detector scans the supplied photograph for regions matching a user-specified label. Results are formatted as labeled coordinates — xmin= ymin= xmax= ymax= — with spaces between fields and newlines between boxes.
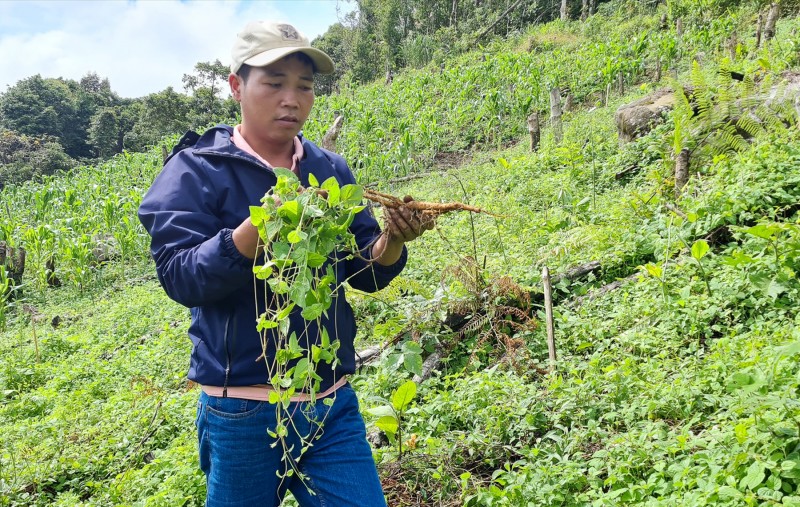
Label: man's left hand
xmin=383 ymin=196 xmax=435 ymax=243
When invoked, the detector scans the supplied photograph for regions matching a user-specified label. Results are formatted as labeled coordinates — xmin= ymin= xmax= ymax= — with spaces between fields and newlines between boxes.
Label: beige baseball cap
xmin=230 ymin=21 xmax=335 ymax=75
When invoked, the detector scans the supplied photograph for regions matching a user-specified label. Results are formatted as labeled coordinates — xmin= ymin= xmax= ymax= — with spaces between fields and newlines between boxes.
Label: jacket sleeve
xmin=332 ymin=156 xmax=407 ymax=292
xmin=138 ymin=151 xmax=253 ymax=308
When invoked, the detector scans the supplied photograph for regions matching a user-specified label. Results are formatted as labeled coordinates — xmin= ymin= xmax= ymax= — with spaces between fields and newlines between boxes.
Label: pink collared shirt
xmin=231 ymin=124 xmax=304 ymax=174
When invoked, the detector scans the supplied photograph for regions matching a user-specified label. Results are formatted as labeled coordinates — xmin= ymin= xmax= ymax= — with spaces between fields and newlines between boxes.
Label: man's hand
xmin=372 ymin=196 xmax=434 ymax=266
xmin=383 ymin=196 xmax=435 ymax=243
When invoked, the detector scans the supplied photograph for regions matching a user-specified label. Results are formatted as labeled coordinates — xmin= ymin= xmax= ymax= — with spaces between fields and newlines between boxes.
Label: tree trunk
xmin=527 ymin=111 xmax=541 ymax=152
xmin=764 ymin=2 xmax=780 ymax=41
xmin=674 ymin=148 xmax=690 ymax=196
xmin=659 ymin=13 xmax=668 ymax=30
xmin=321 ymin=115 xmax=344 ymax=152
xmin=561 ymin=0 xmax=569 ymax=21
xmin=617 ymin=72 xmax=624 ymax=95
xmin=655 ymin=57 xmax=662 ymax=81
xmin=550 ymin=87 xmax=563 ymax=144
xmin=581 ymin=0 xmax=589 ymax=21
xmin=589 ymin=0 xmax=596 ymax=15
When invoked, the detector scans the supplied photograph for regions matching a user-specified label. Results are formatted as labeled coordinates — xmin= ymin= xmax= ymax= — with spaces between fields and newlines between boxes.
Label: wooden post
xmin=676 ymin=18 xmax=683 ymax=38
xmin=161 ymin=145 xmax=168 ymax=164
xmin=322 ymin=115 xmax=344 ymax=152
xmin=726 ymin=33 xmax=738 ymax=61
xmin=561 ymin=0 xmax=569 ymax=21
xmin=564 ymin=92 xmax=574 ymax=113
xmin=659 ymin=12 xmax=668 ymax=30
xmin=764 ymin=2 xmax=780 ymax=42
xmin=542 ymin=266 xmax=556 ymax=372
xmin=655 ymin=57 xmax=662 ymax=82
xmin=617 ymin=72 xmax=624 ymax=95
xmin=550 ymin=87 xmax=563 ymax=145
xmin=674 ymin=148 xmax=690 ymax=196
xmin=756 ymin=13 xmax=763 ymax=49
xmin=527 ymin=112 xmax=540 ymax=152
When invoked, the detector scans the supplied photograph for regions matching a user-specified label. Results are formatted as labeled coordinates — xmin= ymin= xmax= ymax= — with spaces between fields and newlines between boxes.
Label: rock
xmin=367 ymin=428 xmax=389 ymax=448
xmin=614 ymin=89 xmax=676 ymax=143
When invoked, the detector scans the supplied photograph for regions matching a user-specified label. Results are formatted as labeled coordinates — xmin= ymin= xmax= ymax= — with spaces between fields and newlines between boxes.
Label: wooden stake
xmin=675 ymin=148 xmax=690 ymax=196
xmin=527 ymin=111 xmax=540 ymax=152
xmin=756 ymin=13 xmax=763 ymax=49
xmin=542 ymin=266 xmax=556 ymax=372
xmin=549 ymin=87 xmax=563 ymax=145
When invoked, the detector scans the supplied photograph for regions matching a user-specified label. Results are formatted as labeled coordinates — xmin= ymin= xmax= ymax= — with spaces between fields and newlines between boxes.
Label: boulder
xmin=615 ymin=89 xmax=676 ymax=143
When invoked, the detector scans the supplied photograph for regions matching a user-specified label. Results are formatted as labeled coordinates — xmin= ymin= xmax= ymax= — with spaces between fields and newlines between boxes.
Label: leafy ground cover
xmin=1 ymin=1 xmax=800 ymax=505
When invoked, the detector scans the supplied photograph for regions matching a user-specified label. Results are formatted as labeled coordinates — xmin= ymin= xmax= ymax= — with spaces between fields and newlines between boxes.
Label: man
xmin=138 ymin=20 xmax=431 ymax=507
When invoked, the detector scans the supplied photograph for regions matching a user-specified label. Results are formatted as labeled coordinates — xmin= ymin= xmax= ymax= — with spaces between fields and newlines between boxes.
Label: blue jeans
xmin=196 ymin=384 xmax=387 ymax=506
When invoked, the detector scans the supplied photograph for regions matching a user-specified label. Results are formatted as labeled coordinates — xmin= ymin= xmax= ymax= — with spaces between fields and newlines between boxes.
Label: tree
xmin=182 ymin=60 xmax=230 ymax=127
xmin=0 ymin=129 xmax=74 ymax=186
xmin=123 ymin=87 xmax=191 ymax=152
xmin=87 ymin=107 xmax=119 ymax=158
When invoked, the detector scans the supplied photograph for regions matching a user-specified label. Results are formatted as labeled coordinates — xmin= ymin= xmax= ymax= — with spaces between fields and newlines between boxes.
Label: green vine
xmin=248 ymin=167 xmax=368 ymax=479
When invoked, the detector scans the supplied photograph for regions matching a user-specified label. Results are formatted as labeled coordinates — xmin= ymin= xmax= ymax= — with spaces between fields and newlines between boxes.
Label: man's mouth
xmin=277 ymin=116 xmax=298 ymax=123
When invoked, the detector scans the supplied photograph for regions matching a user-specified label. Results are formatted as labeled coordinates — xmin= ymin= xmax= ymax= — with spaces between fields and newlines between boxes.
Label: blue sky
xmin=0 ymin=0 xmax=355 ymax=98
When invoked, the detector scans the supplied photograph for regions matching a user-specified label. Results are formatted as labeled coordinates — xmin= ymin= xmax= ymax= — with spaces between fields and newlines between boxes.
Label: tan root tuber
xmin=363 ymin=189 xmax=498 ymax=218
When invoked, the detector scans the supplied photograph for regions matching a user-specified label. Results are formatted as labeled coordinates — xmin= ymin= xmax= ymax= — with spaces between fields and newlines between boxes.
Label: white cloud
xmin=0 ymin=0 xmax=351 ymax=98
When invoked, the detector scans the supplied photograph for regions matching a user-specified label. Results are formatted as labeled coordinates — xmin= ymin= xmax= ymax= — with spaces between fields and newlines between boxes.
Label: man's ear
xmin=229 ymin=73 xmax=243 ymax=101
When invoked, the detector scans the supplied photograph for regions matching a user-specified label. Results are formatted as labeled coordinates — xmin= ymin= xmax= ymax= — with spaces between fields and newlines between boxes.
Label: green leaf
xmin=745 ymin=223 xmax=779 ymax=240
xmin=375 ymin=415 xmax=399 ymax=436
xmin=306 ymin=251 xmax=327 ymax=268
xmin=391 ymin=380 xmax=417 ymax=412
xmin=301 ymin=303 xmax=325 ymax=320
xmin=740 ymin=461 xmax=766 ymax=491
xmin=644 ymin=263 xmax=663 ymax=279
xmin=307 ymin=173 xmax=319 ymax=187
xmin=691 ymin=239 xmax=710 ymax=261
xmin=253 ymin=264 xmax=273 ymax=280
xmin=322 ymin=177 xmax=340 ymax=206
xmin=287 ymin=229 xmax=307 ymax=244
xmin=401 ymin=341 xmax=423 ymax=354
xmin=366 ymin=405 xmax=395 ymax=418
xmin=249 ymin=205 xmax=268 ymax=226
xmin=276 ymin=303 xmax=295 ymax=321
xmin=278 ymin=200 xmax=302 ymax=225
xmin=340 ymin=184 xmax=363 ymax=206
xmin=273 ymin=167 xmax=298 ymax=182
xmin=403 ymin=353 xmax=423 ymax=377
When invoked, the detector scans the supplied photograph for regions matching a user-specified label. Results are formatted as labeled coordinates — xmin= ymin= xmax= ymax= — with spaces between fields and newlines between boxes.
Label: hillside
xmin=2 ymin=2 xmax=800 ymax=506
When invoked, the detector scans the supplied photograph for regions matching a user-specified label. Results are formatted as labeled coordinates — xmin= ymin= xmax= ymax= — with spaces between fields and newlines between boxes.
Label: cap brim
xmin=242 ymin=46 xmax=335 ymax=75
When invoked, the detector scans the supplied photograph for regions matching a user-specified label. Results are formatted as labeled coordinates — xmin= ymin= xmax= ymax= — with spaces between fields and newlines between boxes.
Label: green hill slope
xmin=1 ymin=2 xmax=799 ymax=506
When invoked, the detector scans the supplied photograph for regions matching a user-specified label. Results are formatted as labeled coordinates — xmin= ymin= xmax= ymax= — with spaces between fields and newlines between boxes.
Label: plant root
xmin=363 ymin=189 xmax=500 ymax=218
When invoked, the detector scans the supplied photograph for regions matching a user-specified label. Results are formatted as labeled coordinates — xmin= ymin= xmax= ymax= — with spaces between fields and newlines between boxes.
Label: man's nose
xmin=280 ymin=89 xmax=300 ymax=108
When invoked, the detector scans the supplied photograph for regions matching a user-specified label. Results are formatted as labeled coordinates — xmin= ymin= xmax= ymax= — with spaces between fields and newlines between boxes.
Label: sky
xmin=0 ymin=0 xmax=355 ymax=98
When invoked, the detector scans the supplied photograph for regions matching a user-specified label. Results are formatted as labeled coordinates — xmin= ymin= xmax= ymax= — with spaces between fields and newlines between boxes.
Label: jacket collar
xmin=191 ymin=124 xmax=334 ymax=184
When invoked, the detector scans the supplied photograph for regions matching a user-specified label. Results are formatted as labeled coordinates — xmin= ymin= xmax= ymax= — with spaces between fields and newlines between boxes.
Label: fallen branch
xmin=551 ymin=260 xmax=602 ymax=285
xmin=568 ymin=272 xmax=641 ymax=308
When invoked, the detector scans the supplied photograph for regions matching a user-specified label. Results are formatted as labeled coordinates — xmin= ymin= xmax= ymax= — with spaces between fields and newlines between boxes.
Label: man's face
xmin=230 ymin=55 xmax=315 ymax=147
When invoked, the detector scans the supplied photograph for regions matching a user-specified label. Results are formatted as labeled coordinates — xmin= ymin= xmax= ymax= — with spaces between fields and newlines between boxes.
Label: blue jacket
xmin=138 ymin=125 xmax=406 ymax=391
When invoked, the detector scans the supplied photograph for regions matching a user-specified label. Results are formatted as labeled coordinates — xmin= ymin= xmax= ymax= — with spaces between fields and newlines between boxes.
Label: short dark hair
xmin=237 ymin=52 xmax=317 ymax=82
